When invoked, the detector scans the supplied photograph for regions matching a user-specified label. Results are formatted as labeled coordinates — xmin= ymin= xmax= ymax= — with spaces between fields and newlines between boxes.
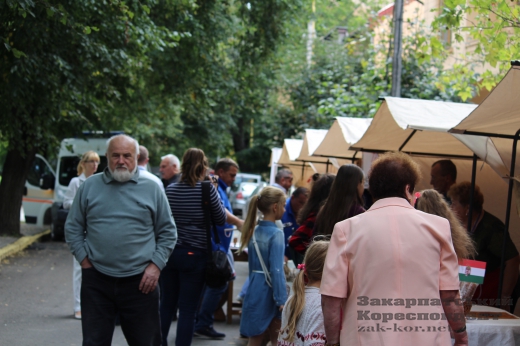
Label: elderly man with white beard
xmin=65 ymin=134 xmax=177 ymax=346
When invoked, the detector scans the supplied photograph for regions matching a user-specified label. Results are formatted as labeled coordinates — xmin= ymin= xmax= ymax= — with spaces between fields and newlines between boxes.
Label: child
xmin=278 ymin=240 xmax=329 ymax=346
xmin=239 ymin=186 xmax=288 ymax=346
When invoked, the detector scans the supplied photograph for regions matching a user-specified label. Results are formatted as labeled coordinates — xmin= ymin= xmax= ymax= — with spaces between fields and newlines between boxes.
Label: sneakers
xmin=194 ymin=327 xmax=226 ymax=339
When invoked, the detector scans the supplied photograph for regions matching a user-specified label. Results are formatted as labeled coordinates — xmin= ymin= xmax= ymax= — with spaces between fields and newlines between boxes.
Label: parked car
xmin=229 ymin=173 xmax=263 ymax=217
xmin=240 ymin=181 xmax=268 ymax=218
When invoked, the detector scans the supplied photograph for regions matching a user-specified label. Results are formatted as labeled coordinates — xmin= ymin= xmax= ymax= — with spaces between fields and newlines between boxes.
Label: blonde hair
xmin=180 ymin=148 xmax=208 ymax=187
xmin=77 ymin=151 xmax=100 ymax=176
xmin=416 ymin=189 xmax=476 ymax=259
xmin=239 ymin=186 xmax=286 ymax=253
xmin=282 ymin=241 xmax=329 ymax=342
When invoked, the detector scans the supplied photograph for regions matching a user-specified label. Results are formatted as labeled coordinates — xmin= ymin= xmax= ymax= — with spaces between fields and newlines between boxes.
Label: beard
xmin=109 ymin=164 xmax=137 ymax=182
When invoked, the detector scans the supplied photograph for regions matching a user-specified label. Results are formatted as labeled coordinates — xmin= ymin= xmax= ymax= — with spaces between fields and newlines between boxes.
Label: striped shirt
xmin=166 ymin=181 xmax=226 ymax=250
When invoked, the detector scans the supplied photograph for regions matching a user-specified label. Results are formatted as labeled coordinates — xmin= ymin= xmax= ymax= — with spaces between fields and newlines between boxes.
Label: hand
xmin=453 ymin=331 xmax=468 ymax=346
xmin=279 ymin=305 xmax=284 ymax=312
xmin=139 ymin=263 xmax=160 ymax=294
xmin=81 ymin=257 xmax=93 ymax=269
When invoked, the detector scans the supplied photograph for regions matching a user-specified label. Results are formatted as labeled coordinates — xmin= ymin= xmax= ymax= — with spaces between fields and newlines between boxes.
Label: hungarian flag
xmin=458 ymin=259 xmax=486 ymax=284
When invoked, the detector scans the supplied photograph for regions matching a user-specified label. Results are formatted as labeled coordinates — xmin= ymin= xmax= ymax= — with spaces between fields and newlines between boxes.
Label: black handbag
xmin=201 ymin=181 xmax=233 ymax=288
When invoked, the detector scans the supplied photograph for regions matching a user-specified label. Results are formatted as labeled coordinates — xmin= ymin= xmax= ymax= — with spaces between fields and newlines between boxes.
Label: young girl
xmin=314 ymin=164 xmax=365 ymax=235
xmin=239 ymin=186 xmax=288 ymax=346
xmin=278 ymin=240 xmax=330 ymax=346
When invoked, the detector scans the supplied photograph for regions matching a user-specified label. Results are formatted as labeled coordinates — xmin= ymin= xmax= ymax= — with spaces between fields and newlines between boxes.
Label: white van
xmin=22 ymin=137 xmax=109 ymax=239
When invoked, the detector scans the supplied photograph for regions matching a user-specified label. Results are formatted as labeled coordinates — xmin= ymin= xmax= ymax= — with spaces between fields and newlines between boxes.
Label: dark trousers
xmin=160 ymin=247 xmax=207 ymax=346
xmin=81 ymin=267 xmax=161 ymax=346
xmin=194 ymin=282 xmax=228 ymax=330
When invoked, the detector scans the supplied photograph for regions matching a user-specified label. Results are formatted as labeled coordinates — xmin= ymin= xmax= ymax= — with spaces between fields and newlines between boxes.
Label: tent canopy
xmin=296 ymin=129 xmax=329 ymax=163
xmin=450 ymin=64 xmax=520 ymax=178
xmin=277 ymin=139 xmax=303 ymax=166
xmin=350 ymin=97 xmax=477 ymax=158
xmin=313 ymin=117 xmax=372 ymax=159
xmin=452 ymin=64 xmax=520 ymax=138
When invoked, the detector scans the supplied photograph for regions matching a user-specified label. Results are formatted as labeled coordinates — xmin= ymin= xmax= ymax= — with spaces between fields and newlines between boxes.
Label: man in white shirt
xmin=138 ymin=146 xmax=164 ymax=192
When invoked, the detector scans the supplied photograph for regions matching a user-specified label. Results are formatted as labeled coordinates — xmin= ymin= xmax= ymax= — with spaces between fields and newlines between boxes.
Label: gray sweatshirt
xmin=65 ymin=168 xmax=177 ymax=277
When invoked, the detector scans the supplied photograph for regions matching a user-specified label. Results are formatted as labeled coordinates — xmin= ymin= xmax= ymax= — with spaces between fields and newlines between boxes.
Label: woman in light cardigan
xmin=63 ymin=150 xmax=100 ymax=319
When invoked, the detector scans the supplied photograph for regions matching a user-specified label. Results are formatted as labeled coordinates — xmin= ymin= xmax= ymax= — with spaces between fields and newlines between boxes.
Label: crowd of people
xmin=62 ymin=134 xmax=520 ymax=346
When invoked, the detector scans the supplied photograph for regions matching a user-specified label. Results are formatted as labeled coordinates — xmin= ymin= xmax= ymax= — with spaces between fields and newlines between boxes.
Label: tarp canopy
xmin=350 ymin=97 xmax=478 ymax=158
xmin=277 ymin=139 xmax=303 ymax=166
xmin=313 ymin=117 xmax=372 ymax=159
xmin=451 ymin=64 xmax=520 ymax=179
xmin=296 ymin=129 xmax=329 ymax=163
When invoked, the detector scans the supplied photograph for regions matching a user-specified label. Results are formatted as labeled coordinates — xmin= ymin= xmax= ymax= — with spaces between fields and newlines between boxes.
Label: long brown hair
xmin=416 ymin=189 xmax=476 ymax=259
xmin=315 ymin=164 xmax=364 ymax=235
xmin=297 ymin=173 xmax=335 ymax=225
xmin=180 ymin=148 xmax=208 ymax=187
xmin=282 ymin=240 xmax=329 ymax=342
xmin=239 ymin=186 xmax=286 ymax=253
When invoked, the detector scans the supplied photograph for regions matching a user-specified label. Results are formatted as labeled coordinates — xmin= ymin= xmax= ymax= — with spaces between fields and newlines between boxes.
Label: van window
xmin=27 ymin=157 xmax=55 ymax=187
xmin=58 ymin=156 xmax=108 ymax=186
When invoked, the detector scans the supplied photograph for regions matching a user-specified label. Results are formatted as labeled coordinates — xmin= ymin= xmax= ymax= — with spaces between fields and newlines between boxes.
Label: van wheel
xmin=50 ymin=222 xmax=64 ymax=241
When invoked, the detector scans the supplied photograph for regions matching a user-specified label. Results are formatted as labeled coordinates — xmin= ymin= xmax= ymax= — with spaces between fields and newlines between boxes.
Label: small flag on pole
xmin=458 ymin=259 xmax=486 ymax=284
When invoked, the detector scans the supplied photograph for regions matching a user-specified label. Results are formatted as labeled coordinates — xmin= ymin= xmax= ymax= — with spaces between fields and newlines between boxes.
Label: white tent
xmin=350 ymin=97 xmax=477 ymax=158
xmin=296 ymin=129 xmax=329 ymax=163
xmin=347 ymin=96 xmax=520 ymax=251
xmin=276 ymin=139 xmax=326 ymax=187
xmin=313 ymin=117 xmax=373 ymax=160
xmin=450 ymin=63 xmax=520 ymax=181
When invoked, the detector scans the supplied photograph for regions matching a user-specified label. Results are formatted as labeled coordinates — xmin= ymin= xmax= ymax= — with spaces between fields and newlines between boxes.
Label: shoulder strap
xmin=252 ymin=233 xmax=272 ymax=287
xmin=201 ymin=182 xmax=221 ymax=251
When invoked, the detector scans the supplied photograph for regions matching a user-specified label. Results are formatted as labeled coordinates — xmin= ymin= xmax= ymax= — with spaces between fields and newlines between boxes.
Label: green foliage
xmin=433 ymin=0 xmax=520 ymax=89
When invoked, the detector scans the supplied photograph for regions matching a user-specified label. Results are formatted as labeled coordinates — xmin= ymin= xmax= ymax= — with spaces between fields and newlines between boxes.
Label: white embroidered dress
xmin=278 ymin=286 xmax=326 ymax=346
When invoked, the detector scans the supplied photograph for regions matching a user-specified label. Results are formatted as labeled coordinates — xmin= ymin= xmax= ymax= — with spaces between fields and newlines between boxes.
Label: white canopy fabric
xmin=452 ymin=65 xmax=520 ymax=137
xmin=350 ymin=97 xmax=478 ymax=158
xmin=296 ymin=129 xmax=329 ymax=163
xmin=277 ymin=139 xmax=303 ymax=166
xmin=450 ymin=64 xmax=520 ymax=180
xmin=313 ymin=117 xmax=372 ymax=159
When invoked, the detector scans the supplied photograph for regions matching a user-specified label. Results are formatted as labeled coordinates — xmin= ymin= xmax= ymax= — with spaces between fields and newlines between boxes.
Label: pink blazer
xmin=321 ymin=197 xmax=459 ymax=346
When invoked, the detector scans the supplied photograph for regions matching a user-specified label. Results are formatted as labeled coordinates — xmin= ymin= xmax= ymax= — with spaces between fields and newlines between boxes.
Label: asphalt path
xmin=0 ymin=239 xmax=248 ymax=346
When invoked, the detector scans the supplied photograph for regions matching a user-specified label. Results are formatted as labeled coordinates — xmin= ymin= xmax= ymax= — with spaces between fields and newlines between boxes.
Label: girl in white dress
xmin=278 ymin=240 xmax=329 ymax=346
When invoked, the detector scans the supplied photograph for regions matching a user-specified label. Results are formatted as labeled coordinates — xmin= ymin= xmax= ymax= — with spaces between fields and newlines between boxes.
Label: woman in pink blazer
xmin=320 ymin=152 xmax=467 ymax=346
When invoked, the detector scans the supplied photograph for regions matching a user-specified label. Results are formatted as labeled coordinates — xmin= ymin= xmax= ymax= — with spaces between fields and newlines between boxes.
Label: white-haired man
xmin=65 ymin=134 xmax=177 ymax=346
xmin=159 ymin=153 xmax=180 ymax=189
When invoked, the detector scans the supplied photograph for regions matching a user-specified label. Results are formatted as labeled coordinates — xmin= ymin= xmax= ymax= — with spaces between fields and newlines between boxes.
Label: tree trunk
xmin=0 ymin=148 xmax=36 ymax=236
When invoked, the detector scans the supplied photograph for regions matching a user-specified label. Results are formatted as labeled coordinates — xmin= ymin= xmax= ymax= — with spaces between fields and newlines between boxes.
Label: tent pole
xmin=326 ymin=160 xmax=329 ymax=173
xmin=497 ymin=128 xmax=520 ymax=306
xmin=352 ymin=151 xmax=358 ymax=163
xmin=467 ymin=154 xmax=478 ymax=232
xmin=301 ymin=161 xmax=305 ymax=180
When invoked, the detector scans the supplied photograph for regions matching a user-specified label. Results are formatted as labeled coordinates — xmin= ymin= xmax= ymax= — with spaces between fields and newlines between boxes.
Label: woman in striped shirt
xmin=159 ymin=148 xmax=226 ymax=346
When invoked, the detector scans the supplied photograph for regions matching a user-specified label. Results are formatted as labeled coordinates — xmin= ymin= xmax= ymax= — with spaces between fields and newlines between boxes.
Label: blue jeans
xmin=160 ymin=247 xmax=207 ymax=346
xmin=81 ymin=266 xmax=161 ymax=346
xmin=194 ymin=283 xmax=228 ymax=330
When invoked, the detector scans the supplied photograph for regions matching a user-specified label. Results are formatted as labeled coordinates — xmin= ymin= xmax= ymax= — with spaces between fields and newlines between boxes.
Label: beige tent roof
xmin=350 ymin=97 xmax=477 ymax=158
xmin=452 ymin=64 xmax=520 ymax=137
xmin=296 ymin=129 xmax=329 ymax=163
xmin=313 ymin=117 xmax=372 ymax=159
xmin=277 ymin=139 xmax=303 ymax=166
xmin=450 ymin=64 xmax=520 ymax=178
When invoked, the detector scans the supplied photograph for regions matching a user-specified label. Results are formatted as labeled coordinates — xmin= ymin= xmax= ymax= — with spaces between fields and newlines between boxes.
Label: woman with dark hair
xmin=314 ymin=165 xmax=365 ymax=236
xmin=321 ymin=152 xmax=467 ymax=346
xmin=288 ymin=173 xmax=335 ymax=256
xmin=160 ymin=148 xmax=226 ymax=346
xmin=448 ymin=182 xmax=519 ymax=306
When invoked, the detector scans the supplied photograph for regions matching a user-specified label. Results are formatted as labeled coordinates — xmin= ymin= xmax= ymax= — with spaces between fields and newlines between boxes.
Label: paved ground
xmin=0 ymin=237 xmax=249 ymax=346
